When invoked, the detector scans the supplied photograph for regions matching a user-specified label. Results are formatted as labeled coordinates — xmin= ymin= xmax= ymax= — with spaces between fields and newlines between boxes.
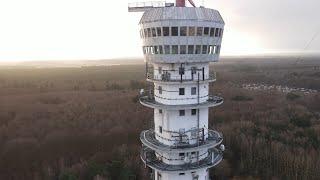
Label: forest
xmin=0 ymin=57 xmax=319 ymax=180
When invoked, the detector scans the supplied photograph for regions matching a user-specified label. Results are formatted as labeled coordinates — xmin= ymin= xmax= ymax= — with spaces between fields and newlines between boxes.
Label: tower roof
xmin=139 ymin=7 xmax=224 ymax=24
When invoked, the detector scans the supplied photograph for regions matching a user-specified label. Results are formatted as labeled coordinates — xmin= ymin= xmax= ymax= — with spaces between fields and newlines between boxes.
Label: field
xmin=0 ymin=57 xmax=319 ymax=180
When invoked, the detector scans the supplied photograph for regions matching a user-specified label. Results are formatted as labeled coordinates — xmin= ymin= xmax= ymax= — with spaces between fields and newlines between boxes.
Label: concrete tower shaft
xmin=130 ymin=4 xmax=225 ymax=180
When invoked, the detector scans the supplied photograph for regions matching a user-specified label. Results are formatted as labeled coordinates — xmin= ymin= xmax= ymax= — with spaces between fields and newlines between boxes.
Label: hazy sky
xmin=0 ymin=0 xmax=319 ymax=61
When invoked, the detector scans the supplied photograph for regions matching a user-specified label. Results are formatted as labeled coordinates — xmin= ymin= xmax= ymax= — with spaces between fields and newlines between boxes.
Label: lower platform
xmin=141 ymin=147 xmax=223 ymax=172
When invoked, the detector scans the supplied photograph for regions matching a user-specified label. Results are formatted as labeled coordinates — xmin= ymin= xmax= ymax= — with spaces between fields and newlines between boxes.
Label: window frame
xmin=180 ymin=45 xmax=187 ymax=54
xmin=188 ymin=26 xmax=195 ymax=36
xmin=197 ymin=27 xmax=203 ymax=36
xmin=179 ymin=88 xmax=185 ymax=95
xmin=172 ymin=45 xmax=179 ymax=54
xmin=171 ymin=27 xmax=179 ymax=36
xmin=163 ymin=27 xmax=170 ymax=36
xmin=191 ymin=87 xmax=197 ymax=95
xmin=204 ymin=27 xmax=210 ymax=36
xmin=188 ymin=45 xmax=194 ymax=54
xmin=156 ymin=27 xmax=162 ymax=36
xmin=180 ymin=26 xmax=187 ymax=36
xmin=191 ymin=109 xmax=197 ymax=115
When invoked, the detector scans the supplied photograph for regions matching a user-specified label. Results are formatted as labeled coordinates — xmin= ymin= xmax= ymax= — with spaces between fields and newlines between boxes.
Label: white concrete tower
xmin=129 ymin=1 xmax=225 ymax=179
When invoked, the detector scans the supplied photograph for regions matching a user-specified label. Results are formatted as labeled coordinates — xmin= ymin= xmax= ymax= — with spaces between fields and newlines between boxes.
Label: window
xmin=164 ymin=45 xmax=170 ymax=54
xmin=154 ymin=46 xmax=159 ymax=54
xmin=159 ymin=126 xmax=162 ymax=133
xmin=171 ymin=27 xmax=179 ymax=36
xmin=180 ymin=45 xmax=186 ymax=54
xmin=188 ymin=45 xmax=194 ymax=54
xmin=158 ymin=67 xmax=162 ymax=74
xmin=172 ymin=45 xmax=179 ymax=54
xmin=147 ymin=28 xmax=151 ymax=37
xmin=152 ymin=28 xmax=157 ymax=37
xmin=159 ymin=109 xmax=162 ymax=114
xmin=159 ymin=46 xmax=163 ymax=54
xmin=179 ymin=110 xmax=185 ymax=116
xmin=188 ymin=27 xmax=195 ymax=36
xmin=158 ymin=86 xmax=162 ymax=94
xmin=191 ymin=152 xmax=196 ymax=155
xmin=150 ymin=46 xmax=155 ymax=54
xmin=143 ymin=46 xmax=146 ymax=54
xmin=179 ymin=173 xmax=185 ymax=175
xmin=209 ymin=45 xmax=213 ymax=54
xmin=144 ymin=29 xmax=148 ymax=38
xmin=191 ymin=109 xmax=197 ymax=115
xmin=191 ymin=87 xmax=197 ymax=95
xmin=210 ymin=28 xmax=215 ymax=37
xmin=215 ymin=28 xmax=219 ymax=37
xmin=202 ymin=45 xmax=208 ymax=54
xmin=217 ymin=45 xmax=221 ymax=54
xmin=179 ymin=88 xmax=185 ymax=95
xmin=197 ymin=27 xmax=203 ymax=36
xmin=219 ymin=28 xmax=223 ymax=37
xmin=163 ymin=27 xmax=170 ymax=36
xmin=157 ymin=27 xmax=162 ymax=36
xmin=180 ymin=26 xmax=187 ymax=36
xmin=204 ymin=27 xmax=210 ymax=36
xmin=179 ymin=152 xmax=185 ymax=157
xmin=195 ymin=45 xmax=201 ymax=54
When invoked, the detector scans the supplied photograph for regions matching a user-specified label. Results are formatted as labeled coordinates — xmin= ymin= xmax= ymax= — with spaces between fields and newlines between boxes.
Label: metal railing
xmin=140 ymin=129 xmax=223 ymax=150
xmin=147 ymin=72 xmax=216 ymax=82
xmin=141 ymin=147 xmax=223 ymax=171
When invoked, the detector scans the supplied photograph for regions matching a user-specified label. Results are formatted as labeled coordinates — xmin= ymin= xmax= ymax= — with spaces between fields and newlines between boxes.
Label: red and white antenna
xmin=176 ymin=0 xmax=196 ymax=7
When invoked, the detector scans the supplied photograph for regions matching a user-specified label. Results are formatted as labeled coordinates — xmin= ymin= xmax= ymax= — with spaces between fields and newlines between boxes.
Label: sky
xmin=0 ymin=0 xmax=319 ymax=62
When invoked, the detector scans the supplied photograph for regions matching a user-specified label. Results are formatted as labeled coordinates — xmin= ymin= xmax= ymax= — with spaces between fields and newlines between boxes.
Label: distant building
xmin=129 ymin=0 xmax=225 ymax=179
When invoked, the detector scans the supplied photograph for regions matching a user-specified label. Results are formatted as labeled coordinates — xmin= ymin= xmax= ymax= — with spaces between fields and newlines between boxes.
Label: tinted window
xmin=159 ymin=46 xmax=163 ymax=54
xmin=180 ymin=45 xmax=186 ymax=54
xmin=157 ymin=27 xmax=162 ymax=36
xmin=152 ymin=28 xmax=156 ymax=37
xmin=195 ymin=45 xmax=201 ymax=54
xmin=147 ymin=28 xmax=151 ymax=37
xmin=202 ymin=45 xmax=208 ymax=54
xmin=188 ymin=45 xmax=194 ymax=54
xmin=179 ymin=110 xmax=185 ymax=116
xmin=180 ymin=26 xmax=187 ymax=36
xmin=144 ymin=29 xmax=148 ymax=38
xmin=197 ymin=27 xmax=203 ymax=36
xmin=191 ymin=109 xmax=197 ymax=115
xmin=215 ymin=28 xmax=219 ymax=37
xmin=210 ymin=28 xmax=215 ymax=37
xmin=179 ymin=88 xmax=185 ymax=95
xmin=188 ymin=27 xmax=195 ymax=36
xmin=163 ymin=27 xmax=170 ymax=36
xmin=204 ymin=27 xmax=209 ymax=36
xmin=171 ymin=27 xmax=179 ymax=36
xmin=154 ymin=46 xmax=159 ymax=54
xmin=191 ymin=87 xmax=197 ymax=95
xmin=164 ymin=45 xmax=170 ymax=54
xmin=172 ymin=45 xmax=178 ymax=54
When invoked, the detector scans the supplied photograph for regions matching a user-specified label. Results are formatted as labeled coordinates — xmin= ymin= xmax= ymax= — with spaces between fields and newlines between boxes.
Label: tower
xmin=129 ymin=0 xmax=225 ymax=179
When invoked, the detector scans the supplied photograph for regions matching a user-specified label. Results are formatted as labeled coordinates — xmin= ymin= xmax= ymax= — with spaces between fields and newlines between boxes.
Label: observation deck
xmin=141 ymin=147 xmax=223 ymax=172
xmin=140 ymin=129 xmax=223 ymax=153
xmin=146 ymin=72 xmax=216 ymax=84
xmin=139 ymin=95 xmax=223 ymax=110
